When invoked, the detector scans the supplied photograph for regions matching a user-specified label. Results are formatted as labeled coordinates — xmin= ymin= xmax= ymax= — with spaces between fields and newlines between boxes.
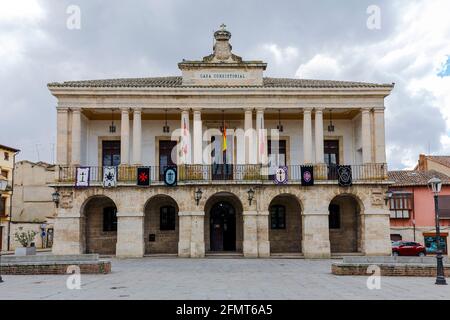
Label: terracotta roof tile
xmin=388 ymin=170 xmax=450 ymax=187
xmin=48 ymin=76 xmax=394 ymax=89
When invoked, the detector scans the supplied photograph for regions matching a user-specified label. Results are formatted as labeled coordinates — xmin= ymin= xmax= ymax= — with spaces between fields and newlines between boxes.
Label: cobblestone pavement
xmin=0 ymin=258 xmax=449 ymax=300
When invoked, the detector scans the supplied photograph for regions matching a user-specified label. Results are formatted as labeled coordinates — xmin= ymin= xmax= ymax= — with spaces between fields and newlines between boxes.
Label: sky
xmin=0 ymin=0 xmax=449 ymax=169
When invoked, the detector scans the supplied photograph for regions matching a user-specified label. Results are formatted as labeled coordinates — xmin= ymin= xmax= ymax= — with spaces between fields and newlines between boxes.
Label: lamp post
xmin=428 ymin=177 xmax=447 ymax=285
xmin=247 ymin=188 xmax=255 ymax=206
xmin=52 ymin=189 xmax=60 ymax=208
xmin=0 ymin=174 xmax=8 ymax=283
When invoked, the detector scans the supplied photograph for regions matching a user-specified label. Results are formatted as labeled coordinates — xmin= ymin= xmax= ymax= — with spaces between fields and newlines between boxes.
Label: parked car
xmin=392 ymin=241 xmax=426 ymax=256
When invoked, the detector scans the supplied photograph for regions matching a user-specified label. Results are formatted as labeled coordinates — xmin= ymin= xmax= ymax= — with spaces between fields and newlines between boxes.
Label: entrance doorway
xmin=324 ymin=140 xmax=339 ymax=179
xmin=159 ymin=140 xmax=177 ymax=181
xmin=210 ymin=201 xmax=236 ymax=251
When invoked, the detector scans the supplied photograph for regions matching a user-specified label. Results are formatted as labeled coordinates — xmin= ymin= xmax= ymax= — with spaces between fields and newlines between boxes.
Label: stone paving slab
xmin=0 ymin=258 xmax=449 ymax=300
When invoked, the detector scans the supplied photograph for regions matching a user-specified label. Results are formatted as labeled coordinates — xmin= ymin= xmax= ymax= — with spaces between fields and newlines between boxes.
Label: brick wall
xmin=332 ymin=263 xmax=450 ymax=277
xmin=2 ymin=261 xmax=111 ymax=275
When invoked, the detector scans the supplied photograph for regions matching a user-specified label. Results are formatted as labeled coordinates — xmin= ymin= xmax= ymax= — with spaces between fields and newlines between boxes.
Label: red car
xmin=392 ymin=241 xmax=426 ymax=256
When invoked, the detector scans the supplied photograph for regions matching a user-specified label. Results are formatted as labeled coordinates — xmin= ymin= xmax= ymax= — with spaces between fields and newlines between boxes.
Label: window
xmin=270 ymin=205 xmax=286 ymax=229
xmin=389 ymin=192 xmax=412 ymax=219
xmin=160 ymin=206 xmax=176 ymax=230
xmin=438 ymin=195 xmax=450 ymax=219
xmin=0 ymin=197 xmax=6 ymax=217
xmin=329 ymin=204 xmax=340 ymax=229
xmin=4 ymin=152 xmax=9 ymax=161
xmin=1 ymin=170 xmax=8 ymax=179
xmin=103 ymin=207 xmax=117 ymax=232
xmin=102 ymin=141 xmax=121 ymax=167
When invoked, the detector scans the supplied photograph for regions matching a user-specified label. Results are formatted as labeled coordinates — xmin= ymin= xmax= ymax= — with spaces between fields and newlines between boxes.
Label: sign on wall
xmin=75 ymin=167 xmax=90 ymax=187
xmin=103 ymin=166 xmax=117 ymax=187
xmin=301 ymin=166 xmax=314 ymax=186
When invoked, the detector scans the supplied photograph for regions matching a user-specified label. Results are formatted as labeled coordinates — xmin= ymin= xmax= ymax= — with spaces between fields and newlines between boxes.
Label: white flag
xmin=103 ymin=166 xmax=117 ymax=187
xmin=75 ymin=167 xmax=90 ymax=187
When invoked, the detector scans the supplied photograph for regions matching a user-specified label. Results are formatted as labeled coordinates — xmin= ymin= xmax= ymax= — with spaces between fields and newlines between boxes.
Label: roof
xmin=388 ymin=170 xmax=450 ymax=187
xmin=48 ymin=76 xmax=394 ymax=89
xmin=422 ymin=156 xmax=450 ymax=169
xmin=0 ymin=144 xmax=20 ymax=153
xmin=16 ymin=160 xmax=55 ymax=169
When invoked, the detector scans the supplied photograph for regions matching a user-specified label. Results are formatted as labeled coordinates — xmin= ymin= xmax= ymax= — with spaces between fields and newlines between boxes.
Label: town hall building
xmin=48 ymin=26 xmax=394 ymax=258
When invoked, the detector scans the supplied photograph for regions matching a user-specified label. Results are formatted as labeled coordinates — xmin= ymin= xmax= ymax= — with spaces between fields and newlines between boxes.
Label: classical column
xmin=361 ymin=108 xmax=372 ymax=164
xmin=52 ymin=208 xmax=83 ymax=255
xmin=116 ymin=212 xmax=144 ymax=258
xmin=256 ymin=108 xmax=267 ymax=164
xmin=244 ymin=108 xmax=256 ymax=164
xmin=132 ymin=108 xmax=142 ymax=165
xmin=361 ymin=208 xmax=392 ymax=256
xmin=180 ymin=109 xmax=191 ymax=164
xmin=314 ymin=108 xmax=324 ymax=163
xmin=373 ymin=107 xmax=386 ymax=164
xmin=303 ymin=107 xmax=313 ymax=164
xmin=120 ymin=108 xmax=130 ymax=165
xmin=178 ymin=211 xmax=205 ymax=258
xmin=257 ymin=210 xmax=270 ymax=257
xmin=243 ymin=210 xmax=258 ymax=257
xmin=193 ymin=109 xmax=203 ymax=164
xmin=71 ymin=108 xmax=81 ymax=165
xmin=56 ymin=107 xmax=69 ymax=166
xmin=178 ymin=212 xmax=192 ymax=257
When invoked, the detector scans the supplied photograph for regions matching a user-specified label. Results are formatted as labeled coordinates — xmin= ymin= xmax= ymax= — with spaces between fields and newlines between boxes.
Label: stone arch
xmin=143 ymin=194 xmax=179 ymax=254
xmin=328 ymin=193 xmax=363 ymax=253
xmin=81 ymin=195 xmax=118 ymax=255
xmin=268 ymin=193 xmax=303 ymax=254
xmin=204 ymin=191 xmax=244 ymax=253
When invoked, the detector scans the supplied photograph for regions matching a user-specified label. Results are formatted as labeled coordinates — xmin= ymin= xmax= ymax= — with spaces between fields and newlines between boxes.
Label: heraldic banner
xmin=301 ymin=165 xmax=314 ymax=186
xmin=103 ymin=166 xmax=117 ymax=187
xmin=75 ymin=167 xmax=90 ymax=187
xmin=137 ymin=167 xmax=150 ymax=186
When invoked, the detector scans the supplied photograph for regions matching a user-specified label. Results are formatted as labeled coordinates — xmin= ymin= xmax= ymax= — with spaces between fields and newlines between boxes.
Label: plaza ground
xmin=0 ymin=258 xmax=449 ymax=300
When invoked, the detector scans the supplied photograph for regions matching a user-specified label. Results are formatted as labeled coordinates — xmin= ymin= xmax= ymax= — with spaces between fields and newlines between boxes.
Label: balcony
xmin=56 ymin=163 xmax=388 ymax=185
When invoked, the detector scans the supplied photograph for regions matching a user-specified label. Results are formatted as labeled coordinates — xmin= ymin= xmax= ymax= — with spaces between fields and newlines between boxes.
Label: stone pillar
xmin=178 ymin=211 xmax=205 ymax=258
xmin=256 ymin=108 xmax=267 ymax=164
xmin=314 ymin=108 xmax=324 ymax=163
xmin=373 ymin=107 xmax=386 ymax=164
xmin=193 ymin=109 xmax=203 ymax=164
xmin=362 ymin=209 xmax=392 ymax=256
xmin=243 ymin=210 xmax=258 ymax=257
xmin=116 ymin=213 xmax=144 ymax=258
xmin=71 ymin=108 xmax=81 ymax=165
xmin=56 ymin=108 xmax=69 ymax=166
xmin=120 ymin=108 xmax=130 ymax=165
xmin=244 ymin=108 xmax=256 ymax=164
xmin=303 ymin=108 xmax=313 ymax=164
xmin=132 ymin=108 xmax=142 ymax=165
xmin=52 ymin=208 xmax=83 ymax=255
xmin=178 ymin=213 xmax=192 ymax=257
xmin=361 ymin=108 xmax=372 ymax=164
xmin=180 ymin=109 xmax=191 ymax=164
xmin=190 ymin=211 xmax=205 ymax=258
xmin=257 ymin=210 xmax=270 ymax=257
xmin=302 ymin=212 xmax=331 ymax=258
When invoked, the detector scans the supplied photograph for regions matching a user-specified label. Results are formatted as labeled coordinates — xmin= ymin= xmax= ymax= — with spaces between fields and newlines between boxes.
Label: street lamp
xmin=52 ymin=189 xmax=60 ymax=208
xmin=194 ymin=188 xmax=203 ymax=206
xmin=0 ymin=174 xmax=8 ymax=283
xmin=384 ymin=190 xmax=393 ymax=206
xmin=427 ymin=177 xmax=447 ymax=285
xmin=247 ymin=188 xmax=255 ymax=206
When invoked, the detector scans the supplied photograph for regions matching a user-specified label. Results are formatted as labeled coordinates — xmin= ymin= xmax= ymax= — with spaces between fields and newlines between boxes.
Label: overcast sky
xmin=0 ymin=0 xmax=449 ymax=169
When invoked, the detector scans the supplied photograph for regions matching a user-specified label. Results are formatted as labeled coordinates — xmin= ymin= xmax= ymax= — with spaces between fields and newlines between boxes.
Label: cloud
xmin=295 ymin=54 xmax=341 ymax=80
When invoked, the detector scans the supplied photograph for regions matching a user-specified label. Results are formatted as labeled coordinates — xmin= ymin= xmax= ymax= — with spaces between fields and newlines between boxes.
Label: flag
xmin=137 ymin=167 xmax=150 ymax=186
xmin=222 ymin=124 xmax=227 ymax=164
xmin=301 ymin=166 xmax=314 ymax=186
xmin=103 ymin=166 xmax=117 ymax=187
xmin=75 ymin=167 xmax=90 ymax=187
xmin=337 ymin=165 xmax=352 ymax=187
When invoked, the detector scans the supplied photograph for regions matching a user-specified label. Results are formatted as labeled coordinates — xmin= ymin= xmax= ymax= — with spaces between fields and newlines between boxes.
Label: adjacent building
xmin=0 ymin=144 xmax=20 ymax=251
xmin=10 ymin=160 xmax=56 ymax=250
xmin=388 ymin=170 xmax=450 ymax=255
xmin=48 ymin=26 xmax=394 ymax=258
xmin=416 ymin=154 xmax=450 ymax=177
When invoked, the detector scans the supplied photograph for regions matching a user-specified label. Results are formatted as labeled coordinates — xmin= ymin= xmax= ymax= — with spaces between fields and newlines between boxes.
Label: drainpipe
xmin=412 ymin=186 xmax=416 ymax=242
xmin=7 ymin=151 xmax=19 ymax=251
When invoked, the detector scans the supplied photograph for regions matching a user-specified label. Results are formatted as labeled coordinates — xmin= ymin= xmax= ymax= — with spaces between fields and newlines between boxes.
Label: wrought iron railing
xmin=57 ymin=163 xmax=388 ymax=184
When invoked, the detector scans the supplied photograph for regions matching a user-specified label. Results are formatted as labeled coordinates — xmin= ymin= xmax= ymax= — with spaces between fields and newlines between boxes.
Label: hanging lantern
xmin=109 ymin=109 xmax=116 ymax=133
xmin=327 ymin=110 xmax=335 ymax=132
xmin=163 ymin=109 xmax=170 ymax=133
xmin=277 ymin=109 xmax=283 ymax=132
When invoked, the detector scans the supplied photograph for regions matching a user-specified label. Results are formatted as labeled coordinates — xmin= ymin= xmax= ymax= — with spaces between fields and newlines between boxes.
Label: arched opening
xmin=268 ymin=194 xmax=302 ymax=254
xmin=82 ymin=196 xmax=117 ymax=255
xmin=144 ymin=195 xmax=179 ymax=254
xmin=328 ymin=194 xmax=362 ymax=253
xmin=204 ymin=192 xmax=243 ymax=253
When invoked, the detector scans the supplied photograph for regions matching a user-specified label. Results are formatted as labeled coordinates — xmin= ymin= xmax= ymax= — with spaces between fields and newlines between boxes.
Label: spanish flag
xmin=222 ymin=124 xmax=227 ymax=164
